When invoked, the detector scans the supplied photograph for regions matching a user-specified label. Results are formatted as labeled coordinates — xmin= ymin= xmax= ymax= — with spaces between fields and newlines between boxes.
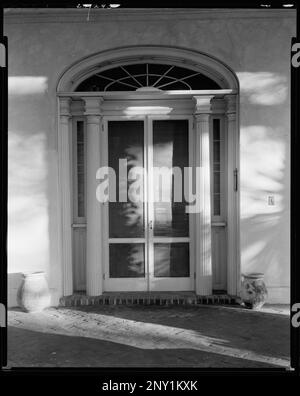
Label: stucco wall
xmin=4 ymin=8 xmax=295 ymax=304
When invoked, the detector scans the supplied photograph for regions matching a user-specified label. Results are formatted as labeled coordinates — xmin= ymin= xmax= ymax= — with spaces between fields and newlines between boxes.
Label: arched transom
xmin=75 ymin=62 xmax=221 ymax=92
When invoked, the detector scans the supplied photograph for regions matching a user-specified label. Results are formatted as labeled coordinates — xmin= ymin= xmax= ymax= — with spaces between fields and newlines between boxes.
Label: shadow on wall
xmin=7 ymin=71 xmax=291 ymax=304
xmin=8 ymin=130 xmax=49 ymax=273
xmin=240 ymin=125 xmax=289 ymax=293
xmin=237 ymin=72 xmax=288 ymax=106
xmin=8 ymin=76 xmax=52 ymax=295
xmin=237 ymin=70 xmax=290 ymax=302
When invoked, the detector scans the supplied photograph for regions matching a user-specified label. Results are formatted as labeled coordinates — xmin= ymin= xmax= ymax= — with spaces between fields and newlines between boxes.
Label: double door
xmin=102 ymin=116 xmax=194 ymax=292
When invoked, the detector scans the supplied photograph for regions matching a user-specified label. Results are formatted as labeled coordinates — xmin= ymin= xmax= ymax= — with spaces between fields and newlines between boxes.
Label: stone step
xmin=59 ymin=293 xmax=239 ymax=307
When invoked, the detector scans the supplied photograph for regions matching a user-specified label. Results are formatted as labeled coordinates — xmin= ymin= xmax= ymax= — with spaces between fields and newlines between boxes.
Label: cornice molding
xmin=4 ymin=8 xmax=296 ymax=24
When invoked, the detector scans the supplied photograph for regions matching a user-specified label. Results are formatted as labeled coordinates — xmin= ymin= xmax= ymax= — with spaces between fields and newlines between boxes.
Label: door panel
xmin=149 ymin=118 xmax=193 ymax=291
xmin=105 ymin=120 xmax=147 ymax=291
xmin=212 ymin=227 xmax=227 ymax=290
xmin=73 ymin=227 xmax=86 ymax=291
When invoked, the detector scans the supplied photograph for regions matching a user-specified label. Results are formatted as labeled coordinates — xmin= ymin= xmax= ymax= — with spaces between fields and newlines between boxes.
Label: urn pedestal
xmin=240 ymin=273 xmax=268 ymax=310
xmin=17 ymin=272 xmax=51 ymax=312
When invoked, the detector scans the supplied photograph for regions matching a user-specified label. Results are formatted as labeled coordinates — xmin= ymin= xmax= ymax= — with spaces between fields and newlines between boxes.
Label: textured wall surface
xmin=4 ymin=8 xmax=296 ymax=304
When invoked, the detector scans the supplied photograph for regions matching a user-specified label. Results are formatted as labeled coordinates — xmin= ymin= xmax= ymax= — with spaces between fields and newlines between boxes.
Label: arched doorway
xmin=57 ymin=46 xmax=240 ymax=298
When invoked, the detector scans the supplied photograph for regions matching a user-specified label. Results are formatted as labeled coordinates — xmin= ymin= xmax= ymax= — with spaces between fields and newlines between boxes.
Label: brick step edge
xmin=59 ymin=295 xmax=239 ymax=307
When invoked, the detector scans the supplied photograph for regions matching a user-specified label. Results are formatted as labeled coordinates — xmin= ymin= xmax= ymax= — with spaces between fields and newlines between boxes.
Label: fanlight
xmin=75 ymin=63 xmax=221 ymax=92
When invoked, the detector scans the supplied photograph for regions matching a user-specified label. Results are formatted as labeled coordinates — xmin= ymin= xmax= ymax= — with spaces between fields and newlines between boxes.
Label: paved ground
xmin=7 ymin=304 xmax=290 ymax=368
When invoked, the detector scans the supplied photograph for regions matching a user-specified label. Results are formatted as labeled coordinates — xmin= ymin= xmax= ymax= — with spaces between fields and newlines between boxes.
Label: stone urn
xmin=17 ymin=272 xmax=51 ymax=312
xmin=240 ymin=273 xmax=268 ymax=310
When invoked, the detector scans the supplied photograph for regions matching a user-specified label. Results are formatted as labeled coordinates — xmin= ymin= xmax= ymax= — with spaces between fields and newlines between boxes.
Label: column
xmin=59 ymin=97 xmax=73 ymax=296
xmin=193 ymin=96 xmax=214 ymax=296
xmin=84 ymin=97 xmax=103 ymax=296
xmin=226 ymin=94 xmax=239 ymax=296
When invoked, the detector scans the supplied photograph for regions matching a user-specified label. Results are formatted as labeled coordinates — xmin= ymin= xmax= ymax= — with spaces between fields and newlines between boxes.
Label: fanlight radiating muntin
xmin=75 ymin=63 xmax=221 ymax=92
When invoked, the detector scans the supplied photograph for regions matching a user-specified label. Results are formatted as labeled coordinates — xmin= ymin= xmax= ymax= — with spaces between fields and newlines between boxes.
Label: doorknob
xmin=149 ymin=220 xmax=153 ymax=230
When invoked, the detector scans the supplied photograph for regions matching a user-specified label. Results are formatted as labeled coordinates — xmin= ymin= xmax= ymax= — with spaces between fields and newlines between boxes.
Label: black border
xmin=0 ymin=6 xmax=8 ymax=373
xmin=291 ymin=3 xmax=300 ymax=374
xmin=0 ymin=0 xmax=299 ymax=386
xmin=0 ymin=0 xmax=298 ymax=8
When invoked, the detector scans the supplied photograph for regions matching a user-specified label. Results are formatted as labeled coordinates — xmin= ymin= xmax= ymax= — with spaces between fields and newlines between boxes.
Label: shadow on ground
xmin=8 ymin=305 xmax=290 ymax=368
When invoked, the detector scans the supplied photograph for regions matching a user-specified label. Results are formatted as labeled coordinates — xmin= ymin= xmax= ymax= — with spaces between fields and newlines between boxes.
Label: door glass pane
xmin=153 ymin=120 xmax=189 ymax=237
xmin=154 ymin=243 xmax=189 ymax=277
xmin=108 ymin=121 xmax=145 ymax=238
xmin=109 ymin=243 xmax=145 ymax=278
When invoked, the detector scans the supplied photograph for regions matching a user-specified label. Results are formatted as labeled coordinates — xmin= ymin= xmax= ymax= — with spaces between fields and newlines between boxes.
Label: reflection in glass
xmin=153 ymin=120 xmax=189 ymax=237
xmin=154 ymin=243 xmax=189 ymax=277
xmin=108 ymin=121 xmax=145 ymax=238
xmin=109 ymin=243 xmax=145 ymax=278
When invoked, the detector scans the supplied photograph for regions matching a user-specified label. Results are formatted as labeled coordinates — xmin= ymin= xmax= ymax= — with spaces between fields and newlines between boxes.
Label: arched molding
xmin=57 ymin=45 xmax=239 ymax=93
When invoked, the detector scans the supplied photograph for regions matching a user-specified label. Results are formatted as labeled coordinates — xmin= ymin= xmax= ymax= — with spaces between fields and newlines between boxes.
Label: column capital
xmin=83 ymin=97 xmax=104 ymax=116
xmin=211 ymin=97 xmax=226 ymax=114
xmin=85 ymin=115 xmax=102 ymax=125
xmin=193 ymin=95 xmax=215 ymax=114
xmin=59 ymin=97 xmax=72 ymax=117
xmin=194 ymin=113 xmax=210 ymax=123
xmin=225 ymin=94 xmax=237 ymax=114
xmin=227 ymin=112 xmax=236 ymax=122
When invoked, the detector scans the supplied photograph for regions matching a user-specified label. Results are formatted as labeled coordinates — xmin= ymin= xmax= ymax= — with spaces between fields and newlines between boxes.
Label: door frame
xmin=57 ymin=91 xmax=240 ymax=297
